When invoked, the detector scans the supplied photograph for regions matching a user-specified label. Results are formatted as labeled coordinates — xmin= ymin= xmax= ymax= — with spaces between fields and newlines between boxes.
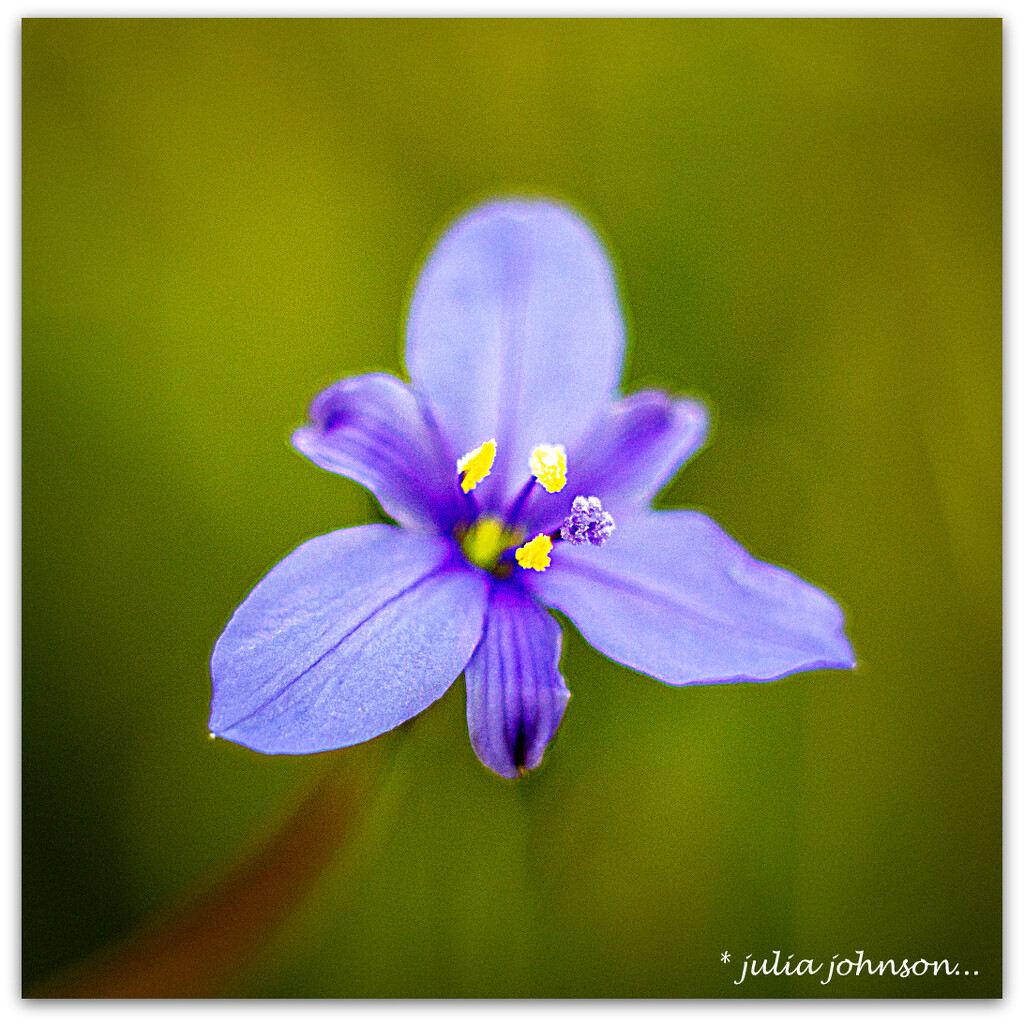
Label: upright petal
xmin=210 ymin=526 xmax=487 ymax=754
xmin=529 ymin=511 xmax=855 ymax=685
xmin=466 ymin=582 xmax=570 ymax=779
xmin=292 ymin=373 xmax=464 ymax=532
xmin=523 ymin=390 xmax=710 ymax=532
xmin=406 ymin=200 xmax=626 ymax=507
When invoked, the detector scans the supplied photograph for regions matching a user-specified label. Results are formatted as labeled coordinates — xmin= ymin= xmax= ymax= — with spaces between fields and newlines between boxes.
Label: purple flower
xmin=209 ymin=199 xmax=854 ymax=779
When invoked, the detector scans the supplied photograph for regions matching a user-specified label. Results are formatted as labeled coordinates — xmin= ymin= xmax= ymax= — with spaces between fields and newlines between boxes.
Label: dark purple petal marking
xmin=560 ymin=496 xmax=616 ymax=546
xmin=292 ymin=373 xmax=464 ymax=532
xmin=406 ymin=200 xmax=625 ymax=512
xmin=466 ymin=583 xmax=570 ymax=779
xmin=210 ymin=526 xmax=487 ymax=754
xmin=522 ymin=390 xmax=709 ymax=533
xmin=529 ymin=511 xmax=855 ymax=686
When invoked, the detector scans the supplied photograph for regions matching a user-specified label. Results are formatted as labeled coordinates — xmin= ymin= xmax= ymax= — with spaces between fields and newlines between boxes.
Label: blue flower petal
xmin=210 ymin=526 xmax=487 ymax=754
xmin=292 ymin=373 xmax=464 ymax=532
xmin=523 ymin=390 xmax=709 ymax=532
xmin=466 ymin=582 xmax=570 ymax=779
xmin=530 ymin=511 xmax=855 ymax=685
xmin=406 ymin=200 xmax=626 ymax=509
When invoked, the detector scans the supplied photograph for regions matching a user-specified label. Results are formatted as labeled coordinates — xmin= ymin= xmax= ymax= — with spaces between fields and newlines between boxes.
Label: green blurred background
xmin=22 ymin=18 xmax=1001 ymax=997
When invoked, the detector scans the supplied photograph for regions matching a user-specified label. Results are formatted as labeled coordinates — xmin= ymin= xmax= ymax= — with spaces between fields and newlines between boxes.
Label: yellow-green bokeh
xmin=23 ymin=19 xmax=1000 ymax=997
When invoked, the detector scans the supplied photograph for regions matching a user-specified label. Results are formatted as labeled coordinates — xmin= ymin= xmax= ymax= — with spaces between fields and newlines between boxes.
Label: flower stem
xmin=30 ymin=762 xmax=367 ymax=998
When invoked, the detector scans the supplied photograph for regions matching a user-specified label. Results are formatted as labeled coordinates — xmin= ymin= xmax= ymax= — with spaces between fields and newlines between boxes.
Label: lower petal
xmin=530 ymin=511 xmax=855 ymax=685
xmin=210 ymin=526 xmax=488 ymax=754
xmin=466 ymin=582 xmax=570 ymax=779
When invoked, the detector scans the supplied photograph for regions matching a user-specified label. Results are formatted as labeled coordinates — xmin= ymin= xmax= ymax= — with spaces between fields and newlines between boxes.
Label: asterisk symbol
xmin=721 ymin=952 xmax=731 ymax=963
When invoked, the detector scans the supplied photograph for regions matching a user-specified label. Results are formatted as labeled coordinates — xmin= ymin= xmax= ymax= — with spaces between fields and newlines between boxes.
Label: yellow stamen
xmin=515 ymin=533 xmax=553 ymax=572
xmin=457 ymin=439 xmax=496 ymax=493
xmin=529 ymin=444 xmax=567 ymax=493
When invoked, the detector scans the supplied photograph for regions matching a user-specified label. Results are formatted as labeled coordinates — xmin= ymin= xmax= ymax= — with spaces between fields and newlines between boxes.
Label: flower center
xmin=454 ymin=440 xmax=616 ymax=576
xmin=457 ymin=516 xmax=523 ymax=576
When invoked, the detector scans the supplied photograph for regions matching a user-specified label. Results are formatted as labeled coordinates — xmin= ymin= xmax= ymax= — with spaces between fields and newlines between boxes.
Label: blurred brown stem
xmin=32 ymin=766 xmax=365 ymax=998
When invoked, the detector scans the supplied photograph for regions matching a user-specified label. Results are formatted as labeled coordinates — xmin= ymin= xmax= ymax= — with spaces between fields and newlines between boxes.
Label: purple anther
xmin=560 ymin=495 xmax=616 ymax=546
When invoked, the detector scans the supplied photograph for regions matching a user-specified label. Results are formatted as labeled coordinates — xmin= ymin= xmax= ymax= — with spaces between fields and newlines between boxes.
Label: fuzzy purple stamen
xmin=560 ymin=495 xmax=616 ymax=546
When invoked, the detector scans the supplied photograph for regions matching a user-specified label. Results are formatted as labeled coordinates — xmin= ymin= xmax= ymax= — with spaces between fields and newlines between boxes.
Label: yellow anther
xmin=457 ymin=439 xmax=496 ymax=493
xmin=529 ymin=444 xmax=567 ymax=493
xmin=515 ymin=533 xmax=553 ymax=572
